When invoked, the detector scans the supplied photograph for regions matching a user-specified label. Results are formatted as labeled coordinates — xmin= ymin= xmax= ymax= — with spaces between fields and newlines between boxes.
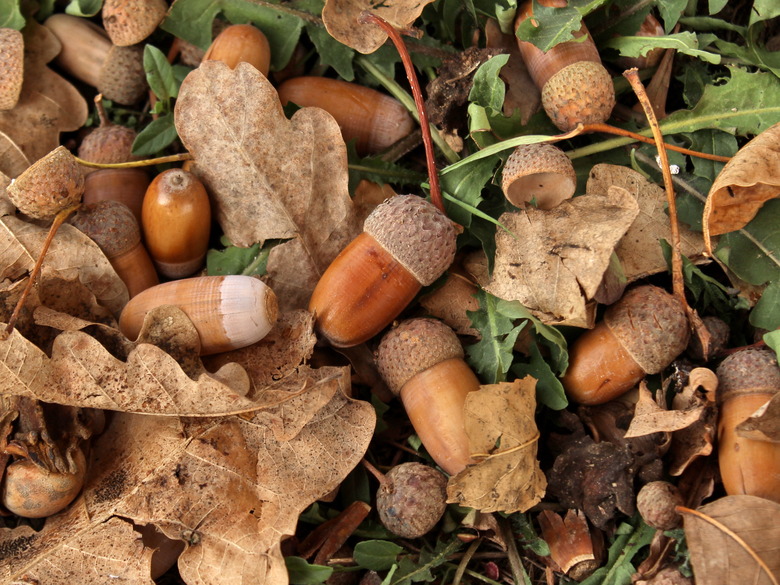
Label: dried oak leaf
xmin=0 ymin=385 xmax=375 ymax=585
xmin=0 ymin=130 xmax=29 ymax=178
xmin=736 ymin=392 xmax=780 ymax=443
xmin=322 ymin=0 xmax=435 ymax=54
xmin=586 ymin=164 xmax=707 ymax=282
xmin=175 ymin=61 xmax=359 ymax=311
xmin=485 ymin=187 xmax=639 ymax=327
xmin=682 ymin=495 xmax=780 ymax=585
xmin=446 ymin=378 xmax=546 ymax=513
xmin=703 ymin=122 xmax=780 ymax=243
xmin=0 ymin=18 xmax=87 ymax=168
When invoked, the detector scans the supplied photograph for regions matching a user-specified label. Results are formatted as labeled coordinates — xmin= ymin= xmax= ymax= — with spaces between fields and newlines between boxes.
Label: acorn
xmin=716 ymin=348 xmax=780 ymax=503
xmin=501 ymin=142 xmax=576 ymax=209
xmin=2 ymin=447 xmax=87 ymax=518
xmin=376 ymin=462 xmax=448 ymax=538
xmin=44 ymin=14 xmax=147 ymax=105
xmin=0 ymin=28 xmax=23 ymax=111
xmin=7 ymin=146 xmax=85 ymax=220
xmin=515 ymin=0 xmax=615 ymax=131
xmin=561 ymin=285 xmax=690 ymax=405
xmin=276 ymin=77 xmax=416 ymax=155
xmin=118 ymin=275 xmax=278 ymax=355
xmin=142 ymin=168 xmax=212 ymax=279
xmin=78 ymin=95 xmax=140 ymax=174
xmin=636 ymin=481 xmax=683 ymax=530
xmin=102 ymin=0 xmax=167 ymax=46
xmin=375 ymin=318 xmax=480 ymax=475
xmin=309 ymin=195 xmax=457 ymax=348
xmin=70 ymin=201 xmax=159 ymax=298
xmin=612 ymin=12 xmax=666 ymax=70
xmin=203 ymin=24 xmax=271 ymax=77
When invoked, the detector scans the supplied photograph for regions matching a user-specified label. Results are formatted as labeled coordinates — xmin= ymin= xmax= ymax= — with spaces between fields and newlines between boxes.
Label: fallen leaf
xmin=485 ymin=187 xmax=640 ymax=327
xmin=322 ymin=0 xmax=436 ymax=54
xmin=0 ymin=130 xmax=29 ymax=177
xmin=667 ymin=368 xmax=719 ymax=475
xmin=704 ymin=122 xmax=780 ymax=243
xmin=175 ymin=61 xmax=359 ymax=310
xmin=0 ymin=386 xmax=375 ymax=585
xmin=736 ymin=392 xmax=780 ymax=443
xmin=0 ymin=18 xmax=87 ymax=166
xmin=586 ymin=164 xmax=708 ymax=282
xmin=446 ymin=378 xmax=546 ymax=513
xmin=682 ymin=495 xmax=780 ymax=585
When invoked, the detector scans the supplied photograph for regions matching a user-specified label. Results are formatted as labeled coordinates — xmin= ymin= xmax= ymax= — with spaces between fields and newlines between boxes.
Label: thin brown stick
xmin=75 ymin=152 xmax=192 ymax=168
xmin=2 ymin=203 xmax=82 ymax=338
xmin=358 ymin=11 xmax=444 ymax=214
xmin=361 ymin=458 xmax=387 ymax=486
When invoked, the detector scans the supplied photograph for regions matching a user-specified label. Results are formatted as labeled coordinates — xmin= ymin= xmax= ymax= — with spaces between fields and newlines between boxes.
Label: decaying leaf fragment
xmin=175 ymin=61 xmax=359 ymax=310
xmin=703 ymin=122 xmax=780 ymax=245
xmin=682 ymin=495 xmax=780 ymax=585
xmin=322 ymin=0 xmax=436 ymax=54
xmin=485 ymin=187 xmax=639 ymax=327
xmin=736 ymin=392 xmax=780 ymax=443
xmin=446 ymin=378 xmax=546 ymax=513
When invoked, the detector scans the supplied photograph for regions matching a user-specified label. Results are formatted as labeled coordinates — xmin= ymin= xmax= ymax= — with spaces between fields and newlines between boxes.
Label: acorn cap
xmin=604 ymin=285 xmax=689 ymax=375
xmin=70 ymin=200 xmax=140 ymax=257
xmin=363 ymin=195 xmax=457 ymax=286
xmin=78 ymin=123 xmax=138 ymax=166
xmin=7 ymin=146 xmax=85 ymax=220
xmin=375 ymin=318 xmax=464 ymax=395
xmin=716 ymin=348 xmax=780 ymax=403
xmin=102 ymin=0 xmax=167 ymax=46
xmin=0 ymin=28 xmax=23 ymax=111
xmin=541 ymin=61 xmax=615 ymax=132
xmin=501 ymin=143 xmax=576 ymax=209
xmin=98 ymin=44 xmax=147 ymax=105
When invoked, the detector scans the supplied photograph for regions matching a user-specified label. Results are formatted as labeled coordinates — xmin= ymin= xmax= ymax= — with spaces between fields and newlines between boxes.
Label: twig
xmin=452 ymin=538 xmax=482 ymax=585
xmin=75 ymin=153 xmax=192 ymax=168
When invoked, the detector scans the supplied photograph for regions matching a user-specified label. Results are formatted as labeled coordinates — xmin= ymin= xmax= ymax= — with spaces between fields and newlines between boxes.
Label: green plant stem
xmin=356 ymin=56 xmax=459 ymax=165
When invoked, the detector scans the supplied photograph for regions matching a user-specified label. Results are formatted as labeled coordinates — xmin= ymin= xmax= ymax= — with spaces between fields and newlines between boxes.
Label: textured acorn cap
xmin=363 ymin=195 xmax=457 ymax=286
xmin=78 ymin=123 xmax=138 ymax=166
xmin=375 ymin=318 xmax=464 ymax=395
xmin=716 ymin=348 xmax=780 ymax=403
xmin=7 ymin=146 xmax=85 ymax=220
xmin=604 ymin=285 xmax=689 ymax=375
xmin=98 ymin=44 xmax=147 ymax=105
xmin=102 ymin=0 xmax=167 ymax=46
xmin=541 ymin=61 xmax=615 ymax=132
xmin=70 ymin=200 xmax=140 ymax=257
xmin=0 ymin=28 xmax=23 ymax=111
xmin=501 ymin=143 xmax=576 ymax=209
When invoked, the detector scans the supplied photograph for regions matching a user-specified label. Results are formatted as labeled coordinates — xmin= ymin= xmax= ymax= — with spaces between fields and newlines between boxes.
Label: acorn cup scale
xmin=118 ymin=275 xmax=278 ymax=356
xmin=309 ymin=195 xmax=457 ymax=348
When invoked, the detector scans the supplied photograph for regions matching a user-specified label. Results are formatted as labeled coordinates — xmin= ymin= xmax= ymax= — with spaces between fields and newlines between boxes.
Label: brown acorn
xmin=309 ymin=195 xmax=457 ymax=348
xmin=716 ymin=348 xmax=780 ymax=503
xmin=636 ymin=481 xmax=683 ymax=530
xmin=142 ymin=168 xmax=212 ymax=279
xmin=102 ymin=0 xmax=167 ymax=46
xmin=0 ymin=28 xmax=23 ymax=111
xmin=376 ymin=318 xmax=480 ymax=475
xmin=70 ymin=201 xmax=159 ymax=298
xmin=562 ymin=286 xmax=690 ymax=405
xmin=6 ymin=146 xmax=85 ymax=220
xmin=44 ymin=14 xmax=147 ymax=105
xmin=376 ymin=462 xmax=448 ymax=538
xmin=78 ymin=95 xmax=139 ymax=174
xmin=515 ymin=0 xmax=615 ymax=131
xmin=203 ymin=24 xmax=271 ymax=77
xmin=501 ymin=142 xmax=576 ymax=209
xmin=277 ymin=77 xmax=416 ymax=155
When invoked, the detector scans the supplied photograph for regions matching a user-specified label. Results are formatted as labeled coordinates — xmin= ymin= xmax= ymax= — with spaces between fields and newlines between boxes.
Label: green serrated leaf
xmin=515 ymin=1 xmax=583 ymax=53
xmin=346 ymin=143 xmax=426 ymax=194
xmin=656 ymin=0 xmax=687 ymax=33
xmin=305 ymin=22 xmax=355 ymax=81
xmin=512 ymin=341 xmax=568 ymax=410
xmin=64 ymin=0 xmax=102 ymax=17
xmin=750 ymin=280 xmax=780 ymax=330
xmin=0 ymin=0 xmax=25 ymax=28
xmin=764 ymin=330 xmax=780 ymax=361
xmin=580 ymin=521 xmax=655 ymax=585
xmin=686 ymin=129 xmax=737 ymax=185
xmin=511 ymin=513 xmax=550 ymax=557
xmin=440 ymin=155 xmax=497 ymax=228
xmin=602 ymin=32 xmax=721 ymax=64
xmin=144 ymin=45 xmax=180 ymax=103
xmin=391 ymin=539 xmax=462 ymax=585
xmin=469 ymin=54 xmax=510 ymax=113
xmin=206 ymin=237 xmax=270 ymax=277
xmin=131 ymin=113 xmax=179 ymax=156
xmin=285 ymin=557 xmax=334 ymax=585
xmin=354 ymin=540 xmax=403 ymax=571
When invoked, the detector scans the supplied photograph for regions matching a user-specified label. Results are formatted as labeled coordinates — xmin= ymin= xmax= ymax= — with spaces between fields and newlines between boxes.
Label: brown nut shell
xmin=376 ymin=462 xmax=448 ymax=538
xmin=0 ymin=28 xmax=23 ymax=110
xmin=102 ymin=0 xmax=167 ymax=46
xmin=376 ymin=318 xmax=464 ymax=395
xmin=363 ymin=195 xmax=457 ymax=286
xmin=70 ymin=200 xmax=140 ymax=256
xmin=501 ymin=143 xmax=576 ymax=209
xmin=541 ymin=61 xmax=616 ymax=132
xmin=604 ymin=285 xmax=689 ymax=375
xmin=203 ymin=24 xmax=271 ymax=77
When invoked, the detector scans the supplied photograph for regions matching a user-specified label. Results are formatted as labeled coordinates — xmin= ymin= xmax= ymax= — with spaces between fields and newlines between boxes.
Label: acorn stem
xmin=3 ymin=203 xmax=81 ymax=338
xmin=75 ymin=152 xmax=193 ymax=168
xmin=358 ymin=11 xmax=444 ymax=215
xmin=94 ymin=93 xmax=111 ymax=128
xmin=361 ymin=458 xmax=388 ymax=486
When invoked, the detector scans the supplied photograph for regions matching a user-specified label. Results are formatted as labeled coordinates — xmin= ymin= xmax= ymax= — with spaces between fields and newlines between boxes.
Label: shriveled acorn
xmin=376 ymin=318 xmax=479 ymax=475
xmin=716 ymin=348 xmax=780 ymax=503
xmin=376 ymin=462 xmax=448 ymax=538
xmin=636 ymin=481 xmax=683 ymax=530
xmin=515 ymin=0 xmax=615 ymax=131
xmin=562 ymin=285 xmax=689 ymax=405
xmin=309 ymin=195 xmax=456 ymax=348
xmin=118 ymin=275 xmax=278 ymax=355
xmin=277 ymin=77 xmax=416 ymax=155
